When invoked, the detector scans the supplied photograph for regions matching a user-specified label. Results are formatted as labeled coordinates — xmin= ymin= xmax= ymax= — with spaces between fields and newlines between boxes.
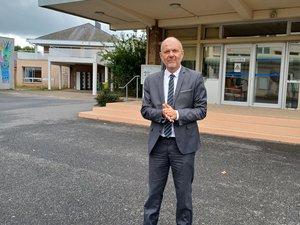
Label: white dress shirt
xmin=162 ymin=66 xmax=181 ymax=137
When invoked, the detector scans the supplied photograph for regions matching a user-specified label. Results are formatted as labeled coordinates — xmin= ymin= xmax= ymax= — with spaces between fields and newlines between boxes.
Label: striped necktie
xmin=164 ymin=74 xmax=175 ymax=137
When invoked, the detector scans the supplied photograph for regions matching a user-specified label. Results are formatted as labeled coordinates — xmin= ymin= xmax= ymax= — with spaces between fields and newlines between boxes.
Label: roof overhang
xmin=27 ymin=38 xmax=114 ymax=47
xmin=39 ymin=0 xmax=300 ymax=30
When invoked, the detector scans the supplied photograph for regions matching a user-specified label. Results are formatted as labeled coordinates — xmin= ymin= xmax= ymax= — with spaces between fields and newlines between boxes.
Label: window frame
xmin=23 ymin=67 xmax=42 ymax=83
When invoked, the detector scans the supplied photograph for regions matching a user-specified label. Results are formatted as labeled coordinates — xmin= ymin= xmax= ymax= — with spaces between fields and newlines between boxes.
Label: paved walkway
xmin=1 ymin=89 xmax=300 ymax=145
xmin=79 ymin=101 xmax=300 ymax=145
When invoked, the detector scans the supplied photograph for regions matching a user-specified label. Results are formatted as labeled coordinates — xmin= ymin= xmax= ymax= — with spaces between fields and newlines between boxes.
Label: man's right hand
xmin=162 ymin=103 xmax=175 ymax=123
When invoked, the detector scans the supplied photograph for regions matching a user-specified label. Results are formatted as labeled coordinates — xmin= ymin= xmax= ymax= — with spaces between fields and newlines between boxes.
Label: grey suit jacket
xmin=141 ymin=66 xmax=207 ymax=154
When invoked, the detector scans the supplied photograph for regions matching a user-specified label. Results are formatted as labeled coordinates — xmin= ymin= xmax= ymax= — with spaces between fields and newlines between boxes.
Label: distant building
xmin=0 ymin=36 xmax=14 ymax=89
xmin=16 ymin=23 xmax=116 ymax=95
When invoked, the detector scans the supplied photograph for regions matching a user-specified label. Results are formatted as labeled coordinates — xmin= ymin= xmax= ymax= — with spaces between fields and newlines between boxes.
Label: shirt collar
xmin=165 ymin=66 xmax=181 ymax=79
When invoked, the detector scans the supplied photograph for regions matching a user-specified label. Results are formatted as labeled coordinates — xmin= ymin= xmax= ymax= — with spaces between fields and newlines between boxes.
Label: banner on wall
xmin=0 ymin=37 xmax=14 ymax=89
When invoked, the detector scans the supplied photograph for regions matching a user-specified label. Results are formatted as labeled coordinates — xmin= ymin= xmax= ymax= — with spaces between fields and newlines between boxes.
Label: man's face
xmin=160 ymin=38 xmax=184 ymax=73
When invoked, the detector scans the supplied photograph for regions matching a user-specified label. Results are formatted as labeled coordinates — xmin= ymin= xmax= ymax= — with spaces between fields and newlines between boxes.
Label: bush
xmin=95 ymin=88 xmax=120 ymax=107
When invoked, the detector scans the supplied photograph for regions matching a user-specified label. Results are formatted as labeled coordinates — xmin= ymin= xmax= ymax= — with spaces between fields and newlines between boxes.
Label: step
xmin=206 ymin=112 xmax=300 ymax=128
xmin=201 ymin=119 xmax=300 ymax=137
xmin=200 ymin=126 xmax=300 ymax=144
xmin=79 ymin=111 xmax=150 ymax=126
xmin=92 ymin=106 xmax=141 ymax=116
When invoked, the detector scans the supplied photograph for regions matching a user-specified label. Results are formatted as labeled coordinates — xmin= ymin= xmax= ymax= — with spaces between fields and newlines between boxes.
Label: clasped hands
xmin=162 ymin=103 xmax=176 ymax=123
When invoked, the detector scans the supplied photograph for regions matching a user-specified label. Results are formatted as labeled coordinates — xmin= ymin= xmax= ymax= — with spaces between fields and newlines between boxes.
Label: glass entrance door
xmin=253 ymin=44 xmax=284 ymax=106
xmin=286 ymin=43 xmax=300 ymax=109
xmin=223 ymin=44 xmax=284 ymax=107
xmin=223 ymin=45 xmax=251 ymax=104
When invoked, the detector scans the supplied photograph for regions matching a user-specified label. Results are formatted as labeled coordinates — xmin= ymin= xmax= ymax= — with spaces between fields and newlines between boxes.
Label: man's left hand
xmin=162 ymin=103 xmax=176 ymax=122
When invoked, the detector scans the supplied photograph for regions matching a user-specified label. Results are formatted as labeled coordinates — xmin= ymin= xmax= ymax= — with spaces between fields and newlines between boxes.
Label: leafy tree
xmin=14 ymin=45 xmax=22 ymax=51
xmin=22 ymin=46 xmax=35 ymax=52
xmin=101 ymin=32 xmax=146 ymax=97
xmin=14 ymin=45 xmax=34 ymax=52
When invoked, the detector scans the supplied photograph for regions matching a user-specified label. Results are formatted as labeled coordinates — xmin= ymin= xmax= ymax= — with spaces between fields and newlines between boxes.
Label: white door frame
xmin=251 ymin=42 xmax=285 ymax=108
xmin=221 ymin=44 xmax=253 ymax=106
xmin=221 ymin=43 xmax=286 ymax=108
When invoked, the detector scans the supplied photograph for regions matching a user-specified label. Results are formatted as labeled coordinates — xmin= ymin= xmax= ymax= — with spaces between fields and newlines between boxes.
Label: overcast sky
xmin=0 ymin=0 xmax=117 ymax=47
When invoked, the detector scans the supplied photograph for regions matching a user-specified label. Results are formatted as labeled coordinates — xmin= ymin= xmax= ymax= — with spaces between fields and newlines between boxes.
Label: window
xmin=205 ymin=27 xmax=219 ymax=39
xmin=258 ymin=47 xmax=270 ymax=54
xmin=223 ymin=22 xmax=287 ymax=38
xmin=165 ymin=28 xmax=197 ymax=40
xmin=286 ymin=43 xmax=300 ymax=108
xmin=202 ymin=46 xmax=221 ymax=79
xmin=182 ymin=46 xmax=196 ymax=70
xmin=23 ymin=67 xmax=42 ymax=83
xmin=264 ymin=47 xmax=270 ymax=54
xmin=291 ymin=22 xmax=300 ymax=34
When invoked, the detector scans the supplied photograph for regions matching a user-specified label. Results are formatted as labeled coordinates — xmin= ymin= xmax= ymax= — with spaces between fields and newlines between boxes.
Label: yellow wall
xmin=16 ymin=59 xmax=67 ymax=89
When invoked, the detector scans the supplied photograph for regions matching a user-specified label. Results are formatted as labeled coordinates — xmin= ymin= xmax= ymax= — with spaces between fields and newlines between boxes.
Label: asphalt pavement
xmin=0 ymin=91 xmax=299 ymax=225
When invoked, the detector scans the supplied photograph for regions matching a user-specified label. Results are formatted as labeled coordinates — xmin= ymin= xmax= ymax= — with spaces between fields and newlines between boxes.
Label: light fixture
xmin=169 ymin=3 xmax=198 ymax=17
xmin=95 ymin=11 xmax=104 ymax=15
xmin=270 ymin=9 xmax=277 ymax=18
xmin=95 ymin=11 xmax=129 ymax=22
xmin=169 ymin=3 xmax=181 ymax=9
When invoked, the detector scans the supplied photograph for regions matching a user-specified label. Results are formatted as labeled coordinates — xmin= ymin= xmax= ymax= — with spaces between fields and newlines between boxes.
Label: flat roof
xmin=39 ymin=0 xmax=300 ymax=30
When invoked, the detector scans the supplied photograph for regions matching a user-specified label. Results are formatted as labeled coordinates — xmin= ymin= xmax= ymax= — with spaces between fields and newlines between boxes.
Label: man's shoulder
xmin=145 ymin=71 xmax=163 ymax=81
xmin=181 ymin=67 xmax=202 ymax=78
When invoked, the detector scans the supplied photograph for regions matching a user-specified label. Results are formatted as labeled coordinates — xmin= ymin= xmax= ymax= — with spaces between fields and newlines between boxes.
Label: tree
xmin=22 ymin=46 xmax=35 ymax=52
xmin=101 ymin=32 xmax=146 ymax=97
xmin=14 ymin=45 xmax=22 ymax=52
xmin=14 ymin=45 xmax=34 ymax=52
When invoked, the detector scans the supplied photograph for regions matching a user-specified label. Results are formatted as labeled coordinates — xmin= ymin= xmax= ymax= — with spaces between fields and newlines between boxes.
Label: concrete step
xmin=206 ymin=112 xmax=300 ymax=128
xmin=79 ymin=103 xmax=155 ymax=130
xmin=200 ymin=113 xmax=300 ymax=144
xmin=79 ymin=102 xmax=300 ymax=144
xmin=106 ymin=102 xmax=142 ymax=110
xmin=79 ymin=111 xmax=150 ymax=126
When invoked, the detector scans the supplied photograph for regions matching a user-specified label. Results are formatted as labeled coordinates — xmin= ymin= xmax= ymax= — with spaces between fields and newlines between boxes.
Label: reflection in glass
xmin=287 ymin=44 xmax=300 ymax=80
xmin=182 ymin=46 xmax=196 ymax=70
xmin=254 ymin=46 xmax=282 ymax=104
xmin=286 ymin=83 xmax=299 ymax=108
xmin=291 ymin=22 xmax=300 ymax=34
xmin=23 ymin=67 xmax=42 ymax=83
xmin=202 ymin=46 xmax=221 ymax=79
xmin=286 ymin=43 xmax=300 ymax=109
xmin=224 ymin=46 xmax=250 ymax=102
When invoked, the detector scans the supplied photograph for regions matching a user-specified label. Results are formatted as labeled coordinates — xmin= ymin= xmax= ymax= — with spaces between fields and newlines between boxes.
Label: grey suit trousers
xmin=143 ymin=137 xmax=195 ymax=225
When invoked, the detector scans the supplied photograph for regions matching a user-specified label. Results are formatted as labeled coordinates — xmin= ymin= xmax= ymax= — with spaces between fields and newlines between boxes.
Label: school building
xmin=16 ymin=23 xmax=115 ymax=95
xmin=39 ymin=0 xmax=300 ymax=109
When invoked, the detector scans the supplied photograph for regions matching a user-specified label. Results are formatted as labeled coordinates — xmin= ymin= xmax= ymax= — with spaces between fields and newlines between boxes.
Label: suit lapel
xmin=174 ymin=67 xmax=185 ymax=103
xmin=158 ymin=71 xmax=165 ymax=104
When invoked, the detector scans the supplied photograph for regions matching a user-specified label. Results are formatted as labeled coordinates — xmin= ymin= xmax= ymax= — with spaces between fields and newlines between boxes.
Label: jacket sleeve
xmin=140 ymin=76 xmax=164 ymax=124
xmin=177 ymin=73 xmax=207 ymax=126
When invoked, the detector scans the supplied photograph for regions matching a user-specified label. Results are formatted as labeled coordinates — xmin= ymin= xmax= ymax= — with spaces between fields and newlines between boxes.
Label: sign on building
xmin=234 ymin=63 xmax=242 ymax=73
xmin=141 ymin=64 xmax=161 ymax=84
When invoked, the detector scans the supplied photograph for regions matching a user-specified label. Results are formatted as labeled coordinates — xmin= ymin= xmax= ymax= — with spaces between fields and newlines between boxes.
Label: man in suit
xmin=141 ymin=37 xmax=207 ymax=225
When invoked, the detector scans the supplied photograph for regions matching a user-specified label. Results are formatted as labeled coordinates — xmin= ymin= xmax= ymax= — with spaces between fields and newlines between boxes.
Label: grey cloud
xmin=0 ymin=0 xmax=94 ymax=38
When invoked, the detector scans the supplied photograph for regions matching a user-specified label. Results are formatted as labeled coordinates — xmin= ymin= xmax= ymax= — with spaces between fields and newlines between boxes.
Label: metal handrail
xmin=119 ymin=75 xmax=140 ymax=101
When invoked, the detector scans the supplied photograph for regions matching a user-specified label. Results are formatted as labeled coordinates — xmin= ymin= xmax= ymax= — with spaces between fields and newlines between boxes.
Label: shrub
xmin=95 ymin=88 xmax=120 ymax=107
